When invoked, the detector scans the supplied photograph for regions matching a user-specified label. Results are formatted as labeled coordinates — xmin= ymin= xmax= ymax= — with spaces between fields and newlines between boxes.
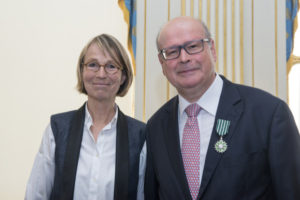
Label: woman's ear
xmin=121 ymin=73 xmax=126 ymax=85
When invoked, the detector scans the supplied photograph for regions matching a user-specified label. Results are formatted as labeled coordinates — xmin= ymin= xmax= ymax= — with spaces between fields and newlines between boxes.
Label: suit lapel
xmin=198 ymin=77 xmax=244 ymax=199
xmin=164 ymin=97 xmax=192 ymax=199
xmin=114 ymin=109 xmax=129 ymax=200
xmin=62 ymin=104 xmax=85 ymax=200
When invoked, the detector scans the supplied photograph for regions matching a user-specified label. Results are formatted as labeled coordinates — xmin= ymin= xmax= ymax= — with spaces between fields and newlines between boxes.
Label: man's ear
xmin=158 ymin=53 xmax=167 ymax=76
xmin=159 ymin=52 xmax=167 ymax=65
xmin=209 ymin=39 xmax=217 ymax=62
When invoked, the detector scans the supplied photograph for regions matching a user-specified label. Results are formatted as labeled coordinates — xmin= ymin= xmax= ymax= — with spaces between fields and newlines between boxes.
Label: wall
xmin=0 ymin=0 xmax=132 ymax=199
xmin=135 ymin=0 xmax=287 ymax=121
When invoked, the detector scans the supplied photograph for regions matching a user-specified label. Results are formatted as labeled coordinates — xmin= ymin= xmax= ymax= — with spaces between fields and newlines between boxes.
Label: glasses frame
xmin=82 ymin=61 xmax=123 ymax=74
xmin=159 ymin=38 xmax=211 ymax=60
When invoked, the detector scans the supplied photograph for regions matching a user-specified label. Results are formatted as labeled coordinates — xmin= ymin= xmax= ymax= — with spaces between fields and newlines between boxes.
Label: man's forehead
xmin=165 ymin=17 xmax=202 ymax=30
xmin=160 ymin=19 xmax=203 ymax=37
xmin=159 ymin=25 xmax=204 ymax=47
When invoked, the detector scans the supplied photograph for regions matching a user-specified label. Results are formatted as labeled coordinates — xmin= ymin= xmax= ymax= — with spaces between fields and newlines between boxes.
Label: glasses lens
xmin=86 ymin=62 xmax=99 ymax=72
xmin=163 ymin=47 xmax=180 ymax=60
xmin=105 ymin=64 xmax=119 ymax=74
xmin=185 ymin=40 xmax=204 ymax=54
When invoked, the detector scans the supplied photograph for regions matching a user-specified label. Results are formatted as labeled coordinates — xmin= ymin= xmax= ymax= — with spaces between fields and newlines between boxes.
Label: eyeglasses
xmin=83 ymin=61 xmax=122 ymax=74
xmin=159 ymin=38 xmax=211 ymax=60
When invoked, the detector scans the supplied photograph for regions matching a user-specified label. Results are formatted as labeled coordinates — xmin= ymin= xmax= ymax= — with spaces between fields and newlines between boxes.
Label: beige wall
xmin=0 ymin=0 xmax=133 ymax=199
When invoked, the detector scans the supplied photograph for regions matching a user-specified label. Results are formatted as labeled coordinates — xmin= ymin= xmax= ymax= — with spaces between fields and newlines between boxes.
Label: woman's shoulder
xmin=125 ymin=115 xmax=146 ymax=129
xmin=51 ymin=104 xmax=85 ymax=122
xmin=125 ymin=115 xmax=146 ymax=146
xmin=51 ymin=110 xmax=77 ymax=119
xmin=50 ymin=110 xmax=79 ymax=128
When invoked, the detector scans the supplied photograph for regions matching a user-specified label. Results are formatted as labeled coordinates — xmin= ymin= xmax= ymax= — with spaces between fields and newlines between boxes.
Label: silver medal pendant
xmin=214 ymin=138 xmax=227 ymax=153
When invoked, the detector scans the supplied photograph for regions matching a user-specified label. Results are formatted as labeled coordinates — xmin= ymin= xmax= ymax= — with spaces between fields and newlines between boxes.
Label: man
xmin=145 ymin=16 xmax=300 ymax=200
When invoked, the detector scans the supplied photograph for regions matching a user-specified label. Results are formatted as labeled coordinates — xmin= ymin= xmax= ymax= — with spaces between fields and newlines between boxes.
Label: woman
xmin=25 ymin=34 xmax=146 ymax=200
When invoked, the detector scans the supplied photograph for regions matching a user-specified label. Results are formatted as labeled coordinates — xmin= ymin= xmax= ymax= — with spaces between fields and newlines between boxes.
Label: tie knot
xmin=185 ymin=103 xmax=201 ymax=117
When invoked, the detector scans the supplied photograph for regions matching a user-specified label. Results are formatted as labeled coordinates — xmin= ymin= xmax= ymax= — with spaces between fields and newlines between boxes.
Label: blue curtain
xmin=118 ymin=0 xmax=137 ymax=74
xmin=286 ymin=0 xmax=299 ymax=61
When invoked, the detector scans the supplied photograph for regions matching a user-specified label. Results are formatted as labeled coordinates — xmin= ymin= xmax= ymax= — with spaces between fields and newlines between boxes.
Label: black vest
xmin=49 ymin=104 xmax=145 ymax=200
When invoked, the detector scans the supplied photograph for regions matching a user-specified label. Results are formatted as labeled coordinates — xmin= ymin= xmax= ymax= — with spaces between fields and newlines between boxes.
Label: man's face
xmin=158 ymin=17 xmax=217 ymax=101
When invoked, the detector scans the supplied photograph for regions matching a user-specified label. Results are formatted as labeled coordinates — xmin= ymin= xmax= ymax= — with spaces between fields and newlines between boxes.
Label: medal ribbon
xmin=216 ymin=119 xmax=230 ymax=137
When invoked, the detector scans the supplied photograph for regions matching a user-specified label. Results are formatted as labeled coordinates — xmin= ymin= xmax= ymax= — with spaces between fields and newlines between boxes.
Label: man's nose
xmin=178 ymin=48 xmax=191 ymax=63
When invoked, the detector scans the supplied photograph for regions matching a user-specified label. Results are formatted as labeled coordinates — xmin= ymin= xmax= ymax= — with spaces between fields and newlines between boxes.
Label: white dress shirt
xmin=25 ymin=104 xmax=146 ymax=200
xmin=178 ymin=74 xmax=223 ymax=185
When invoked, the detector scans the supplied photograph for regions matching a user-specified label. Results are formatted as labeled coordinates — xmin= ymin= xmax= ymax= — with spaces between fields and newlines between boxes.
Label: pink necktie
xmin=182 ymin=103 xmax=201 ymax=200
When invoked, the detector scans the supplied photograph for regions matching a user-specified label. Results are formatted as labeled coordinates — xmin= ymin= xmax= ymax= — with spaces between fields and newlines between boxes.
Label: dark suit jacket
xmin=145 ymin=76 xmax=300 ymax=200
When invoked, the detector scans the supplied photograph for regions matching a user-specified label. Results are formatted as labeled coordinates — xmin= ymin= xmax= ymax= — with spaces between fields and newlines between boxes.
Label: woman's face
xmin=82 ymin=42 xmax=125 ymax=102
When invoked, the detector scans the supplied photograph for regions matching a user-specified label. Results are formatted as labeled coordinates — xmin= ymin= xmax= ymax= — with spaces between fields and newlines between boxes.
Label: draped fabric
xmin=286 ymin=0 xmax=299 ymax=61
xmin=118 ymin=0 xmax=137 ymax=74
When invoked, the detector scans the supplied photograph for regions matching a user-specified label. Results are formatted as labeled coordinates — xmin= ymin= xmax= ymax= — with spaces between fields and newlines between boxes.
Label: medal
xmin=215 ymin=137 xmax=227 ymax=153
xmin=214 ymin=119 xmax=230 ymax=153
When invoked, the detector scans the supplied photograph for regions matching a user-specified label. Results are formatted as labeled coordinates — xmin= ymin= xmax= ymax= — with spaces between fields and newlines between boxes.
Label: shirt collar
xmin=84 ymin=102 xmax=118 ymax=130
xmin=178 ymin=74 xmax=223 ymax=117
